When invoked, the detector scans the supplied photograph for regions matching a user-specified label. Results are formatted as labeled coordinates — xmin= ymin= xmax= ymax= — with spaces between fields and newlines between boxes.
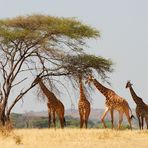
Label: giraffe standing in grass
xmin=126 ymin=81 xmax=148 ymax=129
xmin=78 ymin=75 xmax=91 ymax=128
xmin=86 ymin=74 xmax=134 ymax=129
xmin=34 ymin=76 xmax=65 ymax=128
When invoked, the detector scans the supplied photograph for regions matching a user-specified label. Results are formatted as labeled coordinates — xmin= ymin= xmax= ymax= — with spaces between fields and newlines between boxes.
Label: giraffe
xmin=34 ymin=76 xmax=65 ymax=129
xmin=78 ymin=75 xmax=91 ymax=128
xmin=86 ymin=74 xmax=134 ymax=129
xmin=126 ymin=81 xmax=148 ymax=129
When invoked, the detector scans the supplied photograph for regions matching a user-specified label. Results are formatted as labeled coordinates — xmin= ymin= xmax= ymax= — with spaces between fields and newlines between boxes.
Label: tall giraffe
xmin=78 ymin=75 xmax=91 ymax=128
xmin=126 ymin=81 xmax=148 ymax=129
xmin=34 ymin=76 xmax=65 ymax=128
xmin=86 ymin=74 xmax=134 ymax=129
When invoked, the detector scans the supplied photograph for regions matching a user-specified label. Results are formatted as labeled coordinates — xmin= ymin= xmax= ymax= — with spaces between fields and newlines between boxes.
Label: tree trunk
xmin=0 ymin=103 xmax=9 ymax=126
xmin=0 ymin=112 xmax=7 ymax=126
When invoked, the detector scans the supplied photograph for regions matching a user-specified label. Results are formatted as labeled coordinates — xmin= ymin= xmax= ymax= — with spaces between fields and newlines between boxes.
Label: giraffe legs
xmin=83 ymin=112 xmax=87 ymax=129
xmin=48 ymin=110 xmax=51 ymax=128
xmin=138 ymin=116 xmax=148 ymax=130
xmin=125 ymin=109 xmax=132 ymax=130
xmin=110 ymin=109 xmax=114 ymax=129
xmin=145 ymin=117 xmax=148 ymax=129
xmin=118 ymin=111 xmax=123 ymax=129
xmin=79 ymin=111 xmax=89 ymax=129
xmin=137 ymin=116 xmax=141 ymax=130
xmin=59 ymin=118 xmax=63 ymax=128
xmin=57 ymin=110 xmax=64 ymax=129
xmin=84 ymin=120 xmax=88 ymax=129
xmin=59 ymin=116 xmax=64 ymax=129
xmin=136 ymin=112 xmax=141 ymax=130
xmin=84 ymin=114 xmax=88 ymax=129
xmin=141 ymin=116 xmax=144 ymax=129
xmin=80 ymin=114 xmax=83 ymax=128
xmin=53 ymin=111 xmax=56 ymax=129
xmin=101 ymin=107 xmax=110 ymax=128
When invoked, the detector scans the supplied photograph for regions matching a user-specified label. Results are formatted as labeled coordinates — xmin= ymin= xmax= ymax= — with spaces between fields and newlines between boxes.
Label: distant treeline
xmin=10 ymin=113 xmax=134 ymax=129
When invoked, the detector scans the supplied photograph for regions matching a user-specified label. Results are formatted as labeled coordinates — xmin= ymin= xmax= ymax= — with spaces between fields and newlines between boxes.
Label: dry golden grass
xmin=0 ymin=128 xmax=148 ymax=148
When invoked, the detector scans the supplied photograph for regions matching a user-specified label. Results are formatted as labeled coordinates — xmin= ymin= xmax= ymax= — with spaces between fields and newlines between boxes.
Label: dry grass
xmin=0 ymin=128 xmax=148 ymax=148
xmin=0 ymin=122 xmax=23 ymax=146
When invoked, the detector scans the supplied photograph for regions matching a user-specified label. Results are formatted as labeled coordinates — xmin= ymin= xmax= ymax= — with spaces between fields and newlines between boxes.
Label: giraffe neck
xmin=92 ymin=79 xmax=115 ymax=98
xmin=79 ymin=79 xmax=86 ymax=100
xmin=128 ymin=86 xmax=143 ymax=105
xmin=38 ymin=81 xmax=56 ymax=101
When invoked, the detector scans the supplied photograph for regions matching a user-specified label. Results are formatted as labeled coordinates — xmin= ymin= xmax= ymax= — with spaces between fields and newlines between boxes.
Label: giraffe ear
xmin=128 ymin=80 xmax=133 ymax=86
xmin=127 ymin=80 xmax=131 ymax=84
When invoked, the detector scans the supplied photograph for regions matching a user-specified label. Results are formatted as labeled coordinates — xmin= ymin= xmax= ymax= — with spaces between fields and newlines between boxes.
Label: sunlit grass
xmin=0 ymin=128 xmax=148 ymax=148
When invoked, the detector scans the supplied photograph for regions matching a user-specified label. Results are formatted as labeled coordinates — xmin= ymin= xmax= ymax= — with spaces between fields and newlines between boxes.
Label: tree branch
xmin=11 ymin=77 xmax=28 ymax=88
xmin=6 ymin=80 xmax=37 ymax=117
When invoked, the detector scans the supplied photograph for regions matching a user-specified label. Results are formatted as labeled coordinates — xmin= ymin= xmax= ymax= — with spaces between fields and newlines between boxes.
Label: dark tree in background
xmin=0 ymin=14 xmax=113 ymax=126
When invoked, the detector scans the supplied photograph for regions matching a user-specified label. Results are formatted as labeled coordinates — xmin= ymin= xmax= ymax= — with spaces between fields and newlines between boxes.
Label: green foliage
xmin=0 ymin=15 xmax=113 ymax=125
xmin=62 ymin=54 xmax=113 ymax=79
xmin=10 ymin=113 xmax=26 ymax=128
xmin=10 ymin=113 xmax=135 ymax=129
xmin=66 ymin=116 xmax=96 ymax=128
xmin=32 ymin=118 xmax=48 ymax=128
xmin=97 ymin=121 xmax=112 ymax=129
xmin=0 ymin=14 xmax=100 ymax=45
xmin=10 ymin=113 xmax=98 ymax=129
xmin=65 ymin=116 xmax=80 ymax=128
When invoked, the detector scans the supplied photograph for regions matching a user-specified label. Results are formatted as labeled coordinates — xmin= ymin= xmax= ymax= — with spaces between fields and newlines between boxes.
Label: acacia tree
xmin=0 ymin=14 xmax=113 ymax=126
xmin=58 ymin=53 xmax=113 ymax=100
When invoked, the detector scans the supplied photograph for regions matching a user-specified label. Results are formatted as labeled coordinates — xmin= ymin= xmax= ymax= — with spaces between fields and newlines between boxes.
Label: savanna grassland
xmin=0 ymin=128 xmax=148 ymax=148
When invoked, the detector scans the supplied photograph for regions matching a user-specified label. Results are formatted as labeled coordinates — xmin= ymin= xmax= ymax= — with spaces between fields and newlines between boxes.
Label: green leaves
xmin=0 ymin=14 xmax=113 ymax=80
xmin=62 ymin=54 xmax=114 ymax=79
xmin=0 ymin=15 xmax=100 ymax=42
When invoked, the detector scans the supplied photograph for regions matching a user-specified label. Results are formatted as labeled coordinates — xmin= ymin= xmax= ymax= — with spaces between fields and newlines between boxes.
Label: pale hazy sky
xmin=0 ymin=0 xmax=148 ymax=113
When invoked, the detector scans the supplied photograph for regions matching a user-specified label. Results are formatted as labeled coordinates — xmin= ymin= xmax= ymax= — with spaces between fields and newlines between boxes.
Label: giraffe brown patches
xmin=78 ymin=78 xmax=91 ymax=128
xmin=37 ymin=80 xmax=65 ymax=128
xmin=89 ymin=75 xmax=134 ymax=129
xmin=127 ymin=82 xmax=148 ymax=129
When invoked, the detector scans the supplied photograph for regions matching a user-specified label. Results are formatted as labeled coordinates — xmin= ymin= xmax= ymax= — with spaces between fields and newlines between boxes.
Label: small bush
xmin=0 ymin=121 xmax=22 ymax=145
xmin=0 ymin=121 xmax=13 ymax=137
xmin=13 ymin=135 xmax=23 ymax=145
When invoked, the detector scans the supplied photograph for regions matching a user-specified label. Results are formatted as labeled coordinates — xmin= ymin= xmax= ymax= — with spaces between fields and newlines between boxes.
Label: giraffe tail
xmin=129 ymin=106 xmax=136 ymax=120
xmin=130 ymin=115 xmax=136 ymax=120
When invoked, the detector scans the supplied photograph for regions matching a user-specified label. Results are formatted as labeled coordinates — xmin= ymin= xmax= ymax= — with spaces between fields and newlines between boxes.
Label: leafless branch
xmin=12 ymin=77 xmax=28 ymax=88
xmin=51 ymin=78 xmax=74 ymax=103
xmin=6 ymin=80 xmax=37 ymax=117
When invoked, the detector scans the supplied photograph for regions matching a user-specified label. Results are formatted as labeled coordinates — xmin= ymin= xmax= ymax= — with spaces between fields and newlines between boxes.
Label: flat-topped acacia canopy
xmin=0 ymin=14 xmax=113 ymax=126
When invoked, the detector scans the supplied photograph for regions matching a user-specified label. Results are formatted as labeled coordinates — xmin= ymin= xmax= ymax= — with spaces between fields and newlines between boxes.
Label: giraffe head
xmin=125 ymin=80 xmax=133 ymax=88
xmin=85 ymin=74 xmax=94 ymax=85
